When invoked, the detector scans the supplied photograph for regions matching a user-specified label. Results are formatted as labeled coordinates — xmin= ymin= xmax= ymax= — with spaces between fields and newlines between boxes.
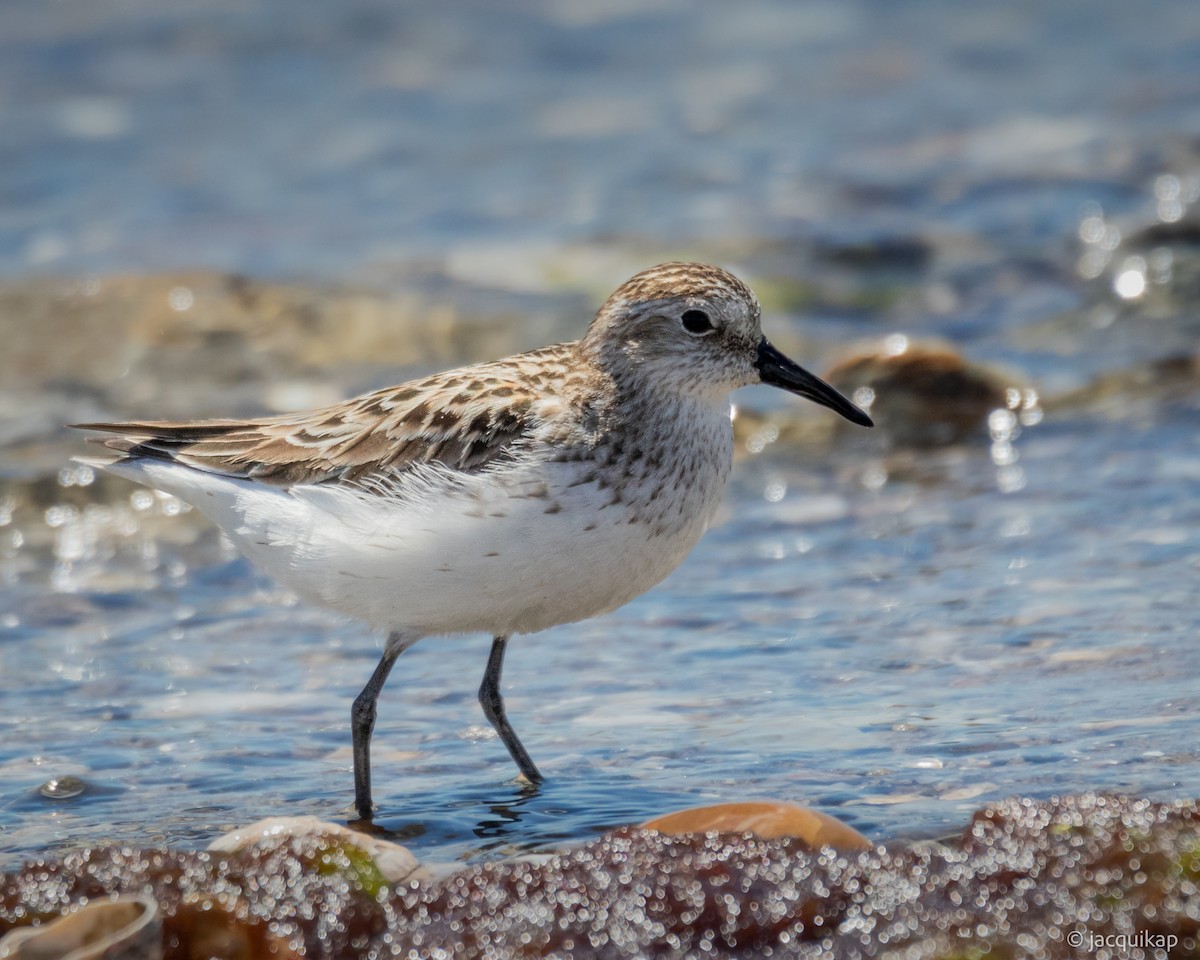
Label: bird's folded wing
xmin=69 ymin=353 xmax=561 ymax=488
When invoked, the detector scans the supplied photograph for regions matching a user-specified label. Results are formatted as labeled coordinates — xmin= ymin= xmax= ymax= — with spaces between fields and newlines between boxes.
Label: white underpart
xmin=99 ymin=406 xmax=733 ymax=639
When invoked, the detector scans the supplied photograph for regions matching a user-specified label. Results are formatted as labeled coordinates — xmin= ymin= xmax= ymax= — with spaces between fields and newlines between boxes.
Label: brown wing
xmin=71 ymin=345 xmax=573 ymax=487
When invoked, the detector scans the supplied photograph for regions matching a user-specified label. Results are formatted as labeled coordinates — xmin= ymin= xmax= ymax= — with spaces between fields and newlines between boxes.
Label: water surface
xmin=1 ymin=0 xmax=1199 ymax=867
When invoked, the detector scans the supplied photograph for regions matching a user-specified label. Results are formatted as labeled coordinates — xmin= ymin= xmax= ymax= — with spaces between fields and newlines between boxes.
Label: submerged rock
xmin=2 ymin=795 xmax=1198 ymax=958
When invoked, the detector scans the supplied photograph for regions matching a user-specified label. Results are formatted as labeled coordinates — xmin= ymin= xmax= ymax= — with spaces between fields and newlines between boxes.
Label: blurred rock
xmin=0 ymin=272 xmax=493 ymax=423
xmin=735 ymin=234 xmax=934 ymax=319
xmin=2 ymin=794 xmax=1198 ymax=958
xmin=643 ymin=800 xmax=871 ymax=850
xmin=825 ymin=339 xmax=1026 ymax=447
xmin=1053 ymin=352 xmax=1200 ymax=416
xmin=814 ymin=235 xmax=933 ymax=273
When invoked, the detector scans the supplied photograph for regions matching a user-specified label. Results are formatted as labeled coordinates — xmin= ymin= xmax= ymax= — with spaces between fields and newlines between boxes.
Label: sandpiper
xmin=74 ymin=262 xmax=872 ymax=819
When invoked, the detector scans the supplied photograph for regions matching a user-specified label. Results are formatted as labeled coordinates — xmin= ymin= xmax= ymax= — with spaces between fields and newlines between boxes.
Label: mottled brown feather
xmin=73 ymin=343 xmax=579 ymax=488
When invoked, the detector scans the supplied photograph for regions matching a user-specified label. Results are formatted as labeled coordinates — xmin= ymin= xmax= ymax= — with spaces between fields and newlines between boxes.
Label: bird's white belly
xmin=318 ymin=480 xmax=711 ymax=635
xmin=131 ymin=450 xmax=728 ymax=637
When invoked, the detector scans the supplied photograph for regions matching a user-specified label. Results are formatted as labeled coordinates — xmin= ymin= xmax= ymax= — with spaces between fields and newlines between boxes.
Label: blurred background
xmin=2 ymin=0 xmax=1198 ymax=865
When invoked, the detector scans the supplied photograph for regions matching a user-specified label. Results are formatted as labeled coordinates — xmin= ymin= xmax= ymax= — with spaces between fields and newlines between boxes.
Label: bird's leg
xmin=478 ymin=634 xmax=543 ymax=784
xmin=351 ymin=630 xmax=417 ymax=820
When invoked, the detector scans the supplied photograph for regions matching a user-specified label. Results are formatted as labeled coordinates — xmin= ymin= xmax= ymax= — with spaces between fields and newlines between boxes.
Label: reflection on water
xmin=2 ymin=0 xmax=1200 ymax=867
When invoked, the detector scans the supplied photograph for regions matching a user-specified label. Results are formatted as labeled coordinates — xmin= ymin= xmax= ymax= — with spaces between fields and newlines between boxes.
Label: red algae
xmin=3 ymin=795 xmax=1199 ymax=958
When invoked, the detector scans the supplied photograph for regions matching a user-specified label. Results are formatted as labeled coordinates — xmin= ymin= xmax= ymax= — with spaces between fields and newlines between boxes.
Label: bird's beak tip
xmin=756 ymin=338 xmax=873 ymax=428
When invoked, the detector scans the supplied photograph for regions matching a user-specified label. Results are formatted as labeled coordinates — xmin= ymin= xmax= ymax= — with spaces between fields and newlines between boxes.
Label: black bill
xmin=756 ymin=337 xmax=873 ymax=427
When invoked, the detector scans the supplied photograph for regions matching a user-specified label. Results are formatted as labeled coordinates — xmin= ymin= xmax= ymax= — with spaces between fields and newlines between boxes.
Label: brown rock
xmin=0 ymin=272 xmax=467 ymax=420
xmin=825 ymin=340 xmax=1024 ymax=447
xmin=643 ymin=800 xmax=871 ymax=850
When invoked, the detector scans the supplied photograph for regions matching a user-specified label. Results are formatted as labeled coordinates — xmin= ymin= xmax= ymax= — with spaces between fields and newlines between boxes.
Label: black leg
xmin=478 ymin=634 xmax=543 ymax=784
xmin=351 ymin=631 xmax=416 ymax=820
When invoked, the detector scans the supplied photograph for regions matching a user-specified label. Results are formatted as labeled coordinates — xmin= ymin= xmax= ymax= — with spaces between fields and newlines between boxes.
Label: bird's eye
xmin=680 ymin=309 xmax=715 ymax=335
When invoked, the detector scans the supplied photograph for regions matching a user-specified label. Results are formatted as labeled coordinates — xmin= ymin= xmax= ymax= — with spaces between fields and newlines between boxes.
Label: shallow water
xmin=2 ymin=0 xmax=1200 ymax=868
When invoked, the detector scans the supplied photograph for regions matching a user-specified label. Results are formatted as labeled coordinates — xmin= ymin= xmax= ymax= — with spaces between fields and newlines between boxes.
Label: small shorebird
xmin=75 ymin=262 xmax=871 ymax=819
